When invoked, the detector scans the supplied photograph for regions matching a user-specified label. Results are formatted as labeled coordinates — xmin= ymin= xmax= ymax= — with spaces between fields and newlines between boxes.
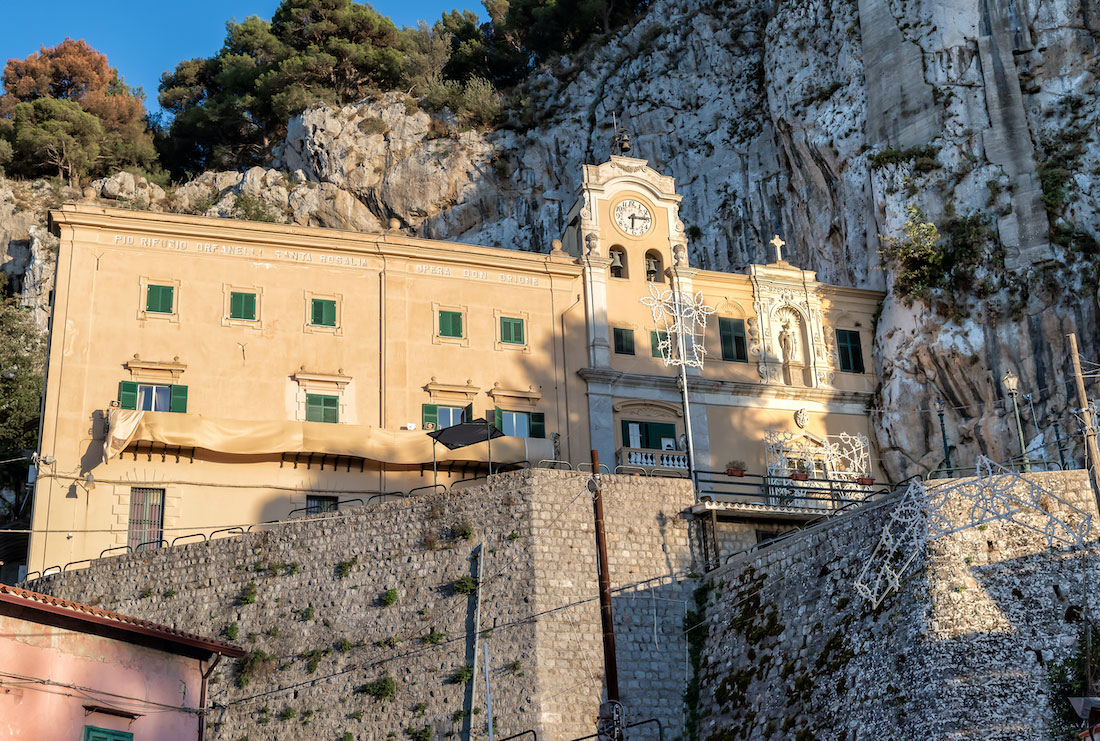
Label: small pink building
xmin=0 ymin=583 xmax=244 ymax=740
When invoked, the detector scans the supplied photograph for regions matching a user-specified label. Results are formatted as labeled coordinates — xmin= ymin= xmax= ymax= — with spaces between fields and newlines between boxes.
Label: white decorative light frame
xmin=854 ymin=456 xmax=1093 ymax=608
xmin=640 ymin=283 xmax=715 ymax=369
xmin=763 ymin=430 xmax=872 ymax=507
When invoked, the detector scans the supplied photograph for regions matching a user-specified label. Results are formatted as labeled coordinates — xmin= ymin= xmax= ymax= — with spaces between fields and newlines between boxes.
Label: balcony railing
xmin=618 ymin=447 xmax=689 ymax=471
xmin=695 ymin=470 xmax=886 ymax=513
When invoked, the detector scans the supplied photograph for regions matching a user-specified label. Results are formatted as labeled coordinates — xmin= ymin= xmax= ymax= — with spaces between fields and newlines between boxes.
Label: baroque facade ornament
xmin=794 ymin=409 xmax=808 ymax=428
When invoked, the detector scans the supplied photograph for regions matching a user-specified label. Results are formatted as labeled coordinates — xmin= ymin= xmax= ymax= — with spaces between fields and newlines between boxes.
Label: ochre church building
xmin=28 ymin=155 xmax=883 ymax=574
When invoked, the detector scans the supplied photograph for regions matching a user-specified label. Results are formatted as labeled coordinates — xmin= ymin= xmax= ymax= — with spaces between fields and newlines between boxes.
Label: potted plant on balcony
xmin=725 ymin=460 xmax=747 ymax=477
xmin=790 ymin=462 xmax=811 ymax=481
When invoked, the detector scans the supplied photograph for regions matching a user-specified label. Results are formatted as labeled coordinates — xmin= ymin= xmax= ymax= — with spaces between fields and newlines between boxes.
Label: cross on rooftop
xmin=770 ymin=235 xmax=786 ymax=263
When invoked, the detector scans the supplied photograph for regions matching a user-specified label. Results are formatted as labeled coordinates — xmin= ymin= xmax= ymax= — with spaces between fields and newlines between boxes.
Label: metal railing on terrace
xmin=695 ymin=470 xmax=890 ymax=512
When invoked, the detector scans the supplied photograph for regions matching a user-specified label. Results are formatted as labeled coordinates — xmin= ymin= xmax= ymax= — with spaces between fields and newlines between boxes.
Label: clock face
xmin=614 ymin=199 xmax=653 ymax=236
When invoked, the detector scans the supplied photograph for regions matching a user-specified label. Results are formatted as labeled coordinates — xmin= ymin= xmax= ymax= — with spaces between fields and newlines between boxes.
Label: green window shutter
xmin=613 ymin=328 xmax=635 ymax=355
xmin=322 ymin=395 xmax=339 ymax=423
xmin=84 ymin=727 xmax=133 ymax=741
xmin=651 ymin=331 xmax=666 ymax=358
xmin=501 ymin=317 xmax=524 ymax=344
xmin=440 ymin=310 xmax=463 ymax=338
xmin=146 ymin=284 xmax=173 ymax=313
xmin=719 ymin=318 xmax=734 ymax=360
xmin=306 ymin=394 xmax=339 ymax=423
xmin=494 ymin=407 xmax=503 ymax=431
xmin=119 ymin=381 xmax=138 ymax=410
xmin=422 ymin=404 xmax=438 ymax=430
xmin=312 ymin=299 xmax=336 ymax=327
xmin=530 ymin=412 xmax=545 ymax=439
xmin=836 ymin=329 xmax=864 ymax=373
xmin=463 ymin=403 xmax=473 ymax=423
xmin=306 ymin=394 xmax=323 ymax=422
xmin=645 ymin=423 xmax=677 ymax=450
xmin=168 ymin=385 xmax=188 ymax=413
xmin=230 ymin=292 xmax=256 ymax=320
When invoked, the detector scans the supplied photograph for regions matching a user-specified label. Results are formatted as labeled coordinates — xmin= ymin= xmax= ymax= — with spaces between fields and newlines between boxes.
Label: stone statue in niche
xmin=779 ymin=323 xmax=796 ymax=364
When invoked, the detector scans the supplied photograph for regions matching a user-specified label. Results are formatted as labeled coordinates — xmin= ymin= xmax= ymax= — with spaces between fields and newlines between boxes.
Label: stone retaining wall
xmin=697 ymin=469 xmax=1098 ymax=740
xmin=31 ymin=469 xmax=699 ymax=741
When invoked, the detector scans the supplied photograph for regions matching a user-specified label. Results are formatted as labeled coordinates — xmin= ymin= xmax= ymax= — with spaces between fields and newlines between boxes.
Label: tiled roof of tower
xmin=0 ymin=583 xmax=245 ymax=659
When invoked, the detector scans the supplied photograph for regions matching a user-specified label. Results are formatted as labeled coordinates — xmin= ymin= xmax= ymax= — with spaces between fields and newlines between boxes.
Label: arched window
xmin=645 ymin=251 xmax=664 ymax=282
xmin=609 ymin=247 xmax=627 ymax=278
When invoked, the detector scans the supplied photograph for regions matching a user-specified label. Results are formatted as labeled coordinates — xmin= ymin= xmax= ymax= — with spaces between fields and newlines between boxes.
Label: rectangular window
xmin=128 ymin=487 xmax=164 ymax=553
xmin=621 ymin=420 xmax=677 ymax=450
xmin=118 ymin=382 xmax=187 ymax=413
xmin=306 ymin=495 xmax=338 ymax=515
xmin=650 ymin=331 xmax=669 ymax=358
xmin=305 ymin=394 xmax=339 ymax=423
xmin=84 ymin=727 xmax=134 ymax=741
xmin=500 ymin=316 xmax=525 ymax=345
xmin=493 ymin=408 xmax=545 ymax=438
xmin=422 ymin=403 xmax=473 ymax=431
xmin=719 ymin=318 xmax=748 ymax=362
xmin=311 ymin=298 xmax=337 ymax=327
xmin=229 ymin=291 xmax=257 ymax=320
xmin=438 ymin=310 xmax=463 ymax=338
xmin=836 ymin=329 xmax=865 ymax=373
xmin=145 ymin=284 xmax=174 ymax=314
xmin=613 ymin=328 xmax=635 ymax=355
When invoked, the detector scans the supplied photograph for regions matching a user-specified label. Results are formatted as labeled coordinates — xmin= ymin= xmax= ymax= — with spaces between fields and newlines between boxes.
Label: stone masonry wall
xmin=697 ymin=469 xmax=1098 ymax=740
xmin=31 ymin=469 xmax=699 ymax=741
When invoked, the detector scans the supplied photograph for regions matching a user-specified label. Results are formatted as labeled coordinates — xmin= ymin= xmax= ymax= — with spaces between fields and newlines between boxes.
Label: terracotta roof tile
xmin=0 ymin=583 xmax=244 ymax=658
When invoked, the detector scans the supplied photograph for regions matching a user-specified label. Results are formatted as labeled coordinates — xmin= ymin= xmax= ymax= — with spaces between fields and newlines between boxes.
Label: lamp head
xmin=1002 ymin=370 xmax=1019 ymax=395
xmin=934 ymin=398 xmax=945 ymax=413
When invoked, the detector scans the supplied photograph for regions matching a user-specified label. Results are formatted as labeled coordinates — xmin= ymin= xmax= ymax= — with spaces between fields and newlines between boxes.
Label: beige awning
xmin=105 ymin=409 xmax=553 ymax=466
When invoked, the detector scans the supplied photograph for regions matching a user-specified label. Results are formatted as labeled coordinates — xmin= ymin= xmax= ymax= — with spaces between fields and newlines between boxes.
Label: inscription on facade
xmin=413 ymin=263 xmax=539 ymax=286
xmin=110 ymin=233 xmax=371 ymax=268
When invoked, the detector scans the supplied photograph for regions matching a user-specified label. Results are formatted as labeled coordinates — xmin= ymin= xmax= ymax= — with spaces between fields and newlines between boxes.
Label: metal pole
xmin=936 ymin=399 xmax=952 ymax=475
xmin=1010 ymin=391 xmax=1031 ymax=473
xmin=1068 ymin=333 xmax=1100 ymax=513
xmin=1055 ymin=420 xmax=1069 ymax=469
xmin=671 ymin=270 xmax=699 ymax=497
xmin=590 ymin=449 xmax=620 ymax=701
xmin=486 ymin=417 xmax=492 ymax=477
xmin=484 ymin=641 xmax=494 ymax=741
xmin=433 ymin=438 xmax=438 ymax=490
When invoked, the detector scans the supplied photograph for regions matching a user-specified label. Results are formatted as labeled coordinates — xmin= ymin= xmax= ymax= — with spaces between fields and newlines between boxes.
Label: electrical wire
xmin=0 ymin=671 xmax=202 ymax=714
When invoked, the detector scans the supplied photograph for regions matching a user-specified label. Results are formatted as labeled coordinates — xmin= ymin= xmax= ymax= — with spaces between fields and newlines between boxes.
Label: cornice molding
xmin=487 ymin=383 xmax=542 ymax=407
xmin=577 ymin=368 xmax=873 ymax=406
xmin=292 ymin=371 xmax=352 ymax=389
xmin=425 ymin=378 xmax=480 ymax=401
xmin=125 ymin=358 xmax=186 ymax=380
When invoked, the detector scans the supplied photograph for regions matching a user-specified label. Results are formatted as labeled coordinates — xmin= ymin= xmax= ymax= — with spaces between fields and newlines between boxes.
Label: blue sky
xmin=0 ymin=1 xmax=484 ymax=115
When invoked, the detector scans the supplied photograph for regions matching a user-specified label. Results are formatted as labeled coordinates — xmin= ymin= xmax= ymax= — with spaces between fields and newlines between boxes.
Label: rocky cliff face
xmin=2 ymin=0 xmax=1097 ymax=479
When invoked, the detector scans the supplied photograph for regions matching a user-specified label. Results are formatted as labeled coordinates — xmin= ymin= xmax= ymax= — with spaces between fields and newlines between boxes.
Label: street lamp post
xmin=1002 ymin=370 xmax=1031 ymax=473
xmin=935 ymin=398 xmax=952 ymax=476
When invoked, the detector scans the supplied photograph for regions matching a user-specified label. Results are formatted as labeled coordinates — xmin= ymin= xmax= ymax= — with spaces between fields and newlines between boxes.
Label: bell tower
xmin=560 ymin=142 xmax=691 ymax=466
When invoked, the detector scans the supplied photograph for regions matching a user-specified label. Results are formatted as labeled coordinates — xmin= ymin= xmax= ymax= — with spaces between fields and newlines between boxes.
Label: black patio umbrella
xmin=427 ymin=418 xmax=504 ymax=487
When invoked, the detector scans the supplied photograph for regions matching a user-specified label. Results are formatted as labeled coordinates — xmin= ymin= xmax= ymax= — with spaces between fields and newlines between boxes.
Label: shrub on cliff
xmin=0 ymin=292 xmax=44 ymax=513
xmin=0 ymin=38 xmax=158 ymax=184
